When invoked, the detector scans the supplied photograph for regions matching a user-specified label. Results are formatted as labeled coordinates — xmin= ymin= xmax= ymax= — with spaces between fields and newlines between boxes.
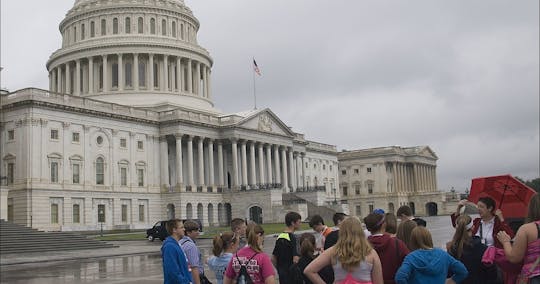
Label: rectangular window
xmin=368 ymin=183 xmax=374 ymax=194
xmin=355 ymin=185 xmax=360 ymax=195
xmin=121 ymin=168 xmax=127 ymax=186
xmin=122 ymin=204 xmax=128 ymax=222
xmin=153 ymin=63 xmax=158 ymax=88
xmin=120 ymin=138 xmax=127 ymax=148
xmin=137 ymin=169 xmax=144 ymax=186
xmin=354 ymin=169 xmax=359 ymax=174
xmin=343 ymin=186 xmax=348 ymax=196
xmin=7 ymin=163 xmax=14 ymax=184
xmin=367 ymin=167 xmax=372 ymax=173
xmin=138 ymin=205 xmax=145 ymax=222
xmin=101 ymin=19 xmax=106 ymax=36
xmin=73 ymin=164 xmax=80 ymax=184
xmin=137 ymin=141 xmax=144 ymax=150
xmin=72 ymin=132 xmax=80 ymax=142
xmin=355 ymin=205 xmax=362 ymax=217
xmin=125 ymin=62 xmax=132 ymax=87
xmin=112 ymin=63 xmax=118 ymax=88
xmin=81 ymin=23 xmax=85 ymax=40
xmin=139 ymin=62 xmax=146 ymax=87
xmin=341 ymin=170 xmax=346 ymax=175
xmin=125 ymin=17 xmax=131 ymax=33
xmin=8 ymin=130 xmax=14 ymax=140
xmin=90 ymin=21 xmax=95 ymax=37
xmin=51 ymin=129 xmax=59 ymax=140
xmin=369 ymin=204 xmax=374 ymax=213
xmin=51 ymin=162 xmax=59 ymax=183
xmin=51 ymin=204 xmax=59 ymax=224
xmin=98 ymin=204 xmax=106 ymax=223
xmin=73 ymin=204 xmax=80 ymax=223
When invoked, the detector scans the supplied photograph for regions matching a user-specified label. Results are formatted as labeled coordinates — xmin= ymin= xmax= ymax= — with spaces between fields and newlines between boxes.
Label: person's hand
xmin=446 ymin=278 xmax=457 ymax=284
xmin=494 ymin=209 xmax=504 ymax=222
xmin=497 ymin=231 xmax=511 ymax=244
xmin=458 ymin=199 xmax=468 ymax=207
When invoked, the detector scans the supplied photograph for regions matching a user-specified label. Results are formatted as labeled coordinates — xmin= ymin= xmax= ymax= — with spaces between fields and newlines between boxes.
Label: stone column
xmin=288 ymin=148 xmax=295 ymax=191
xmin=133 ymin=53 xmax=139 ymax=91
xmin=57 ymin=66 xmax=62 ymax=93
xmin=176 ymin=57 xmax=182 ymax=92
xmin=281 ymin=147 xmax=288 ymax=192
xmin=195 ymin=61 xmax=200 ymax=95
xmin=240 ymin=141 xmax=248 ymax=186
xmin=231 ymin=139 xmax=239 ymax=187
xmin=102 ymin=55 xmax=108 ymax=92
xmin=274 ymin=145 xmax=281 ymax=185
xmin=197 ymin=138 xmax=204 ymax=189
xmin=187 ymin=136 xmax=194 ymax=188
xmin=294 ymin=153 xmax=300 ymax=189
xmin=118 ymin=53 xmax=123 ymax=91
xmin=258 ymin=143 xmax=265 ymax=184
xmin=433 ymin=166 xmax=438 ymax=191
xmin=266 ymin=144 xmax=272 ymax=184
xmin=301 ymin=153 xmax=306 ymax=188
xmin=175 ymin=134 xmax=183 ymax=189
xmin=217 ymin=141 xmax=224 ymax=187
xmin=88 ymin=57 xmax=94 ymax=94
xmin=66 ymin=62 xmax=71 ymax=94
xmin=249 ymin=142 xmax=256 ymax=186
xmin=148 ymin=54 xmax=154 ymax=91
xmin=207 ymin=67 xmax=212 ymax=99
xmin=208 ymin=139 xmax=214 ymax=188
xmin=75 ymin=59 xmax=81 ymax=95
xmin=187 ymin=58 xmax=192 ymax=93
xmin=160 ymin=137 xmax=169 ymax=189
xmin=163 ymin=55 xmax=169 ymax=92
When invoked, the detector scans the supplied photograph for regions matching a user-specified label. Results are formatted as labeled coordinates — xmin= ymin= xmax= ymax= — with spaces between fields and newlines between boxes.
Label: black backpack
xmin=289 ymin=262 xmax=305 ymax=284
xmin=236 ymin=252 xmax=258 ymax=284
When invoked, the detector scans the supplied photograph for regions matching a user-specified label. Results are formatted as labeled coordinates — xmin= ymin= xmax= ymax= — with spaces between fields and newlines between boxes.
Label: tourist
xmin=293 ymin=233 xmax=334 ymax=284
xmin=272 ymin=211 xmax=302 ymax=284
xmin=162 ymin=219 xmax=193 ymax=284
xmin=365 ymin=213 xmax=409 ymax=284
xmin=446 ymin=214 xmax=497 ymax=284
xmin=497 ymin=193 xmax=540 ymax=283
xmin=395 ymin=226 xmax=468 ymax=284
xmin=385 ymin=213 xmax=398 ymax=237
xmin=230 ymin=218 xmax=248 ymax=249
xmin=304 ymin=217 xmax=384 ymax=284
xmin=324 ymin=212 xmax=348 ymax=250
xmin=396 ymin=205 xmax=427 ymax=227
xmin=308 ymin=215 xmax=333 ymax=254
xmin=396 ymin=220 xmax=418 ymax=251
xmin=207 ymin=232 xmax=239 ymax=284
xmin=223 ymin=224 xmax=275 ymax=284
xmin=180 ymin=220 xmax=208 ymax=284
xmin=452 ymin=197 xmax=514 ymax=248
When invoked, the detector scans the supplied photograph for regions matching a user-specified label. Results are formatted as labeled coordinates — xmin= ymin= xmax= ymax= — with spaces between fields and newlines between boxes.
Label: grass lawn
xmin=94 ymin=223 xmax=312 ymax=241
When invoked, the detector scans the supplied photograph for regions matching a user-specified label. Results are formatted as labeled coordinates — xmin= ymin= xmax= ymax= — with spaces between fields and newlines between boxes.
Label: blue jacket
xmin=161 ymin=236 xmax=193 ymax=284
xmin=395 ymin=248 xmax=467 ymax=284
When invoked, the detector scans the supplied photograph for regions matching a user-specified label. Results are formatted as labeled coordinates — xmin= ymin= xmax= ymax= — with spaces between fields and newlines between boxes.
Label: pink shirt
xmin=224 ymin=246 xmax=275 ymax=284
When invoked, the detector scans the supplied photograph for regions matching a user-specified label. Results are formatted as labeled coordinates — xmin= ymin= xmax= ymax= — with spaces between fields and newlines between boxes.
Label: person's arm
xmin=394 ymin=255 xmax=412 ymax=284
xmin=271 ymin=254 xmax=277 ymax=267
xmin=494 ymin=209 xmax=515 ymax=238
xmin=304 ymin=247 xmax=334 ymax=284
xmin=191 ymin=267 xmax=201 ymax=284
xmin=163 ymin=246 xmax=192 ymax=284
xmin=447 ymin=254 xmax=468 ymax=283
xmin=264 ymin=276 xmax=276 ymax=284
xmin=497 ymin=225 xmax=529 ymax=263
xmin=370 ymin=250 xmax=384 ymax=284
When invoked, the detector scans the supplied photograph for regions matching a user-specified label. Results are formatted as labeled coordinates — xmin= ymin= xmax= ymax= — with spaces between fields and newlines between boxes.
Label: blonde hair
xmin=334 ymin=216 xmax=372 ymax=271
xmin=212 ymin=231 xmax=238 ymax=256
xmin=409 ymin=226 xmax=433 ymax=250
xmin=246 ymin=223 xmax=264 ymax=252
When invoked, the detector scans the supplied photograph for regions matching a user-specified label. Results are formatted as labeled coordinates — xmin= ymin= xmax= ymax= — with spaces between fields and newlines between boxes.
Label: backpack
xmin=289 ymin=262 xmax=305 ymax=284
xmin=236 ymin=252 xmax=258 ymax=284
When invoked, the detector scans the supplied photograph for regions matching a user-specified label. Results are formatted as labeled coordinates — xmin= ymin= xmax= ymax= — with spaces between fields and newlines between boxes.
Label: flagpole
xmin=253 ymin=58 xmax=257 ymax=110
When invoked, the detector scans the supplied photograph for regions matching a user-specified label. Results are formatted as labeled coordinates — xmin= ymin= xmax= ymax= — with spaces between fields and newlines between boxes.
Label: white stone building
xmin=0 ymin=0 xmax=341 ymax=231
xmin=338 ymin=146 xmax=452 ymax=218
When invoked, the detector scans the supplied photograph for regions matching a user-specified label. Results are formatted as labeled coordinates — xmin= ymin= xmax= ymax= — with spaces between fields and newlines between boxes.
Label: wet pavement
xmin=0 ymin=215 xmax=457 ymax=283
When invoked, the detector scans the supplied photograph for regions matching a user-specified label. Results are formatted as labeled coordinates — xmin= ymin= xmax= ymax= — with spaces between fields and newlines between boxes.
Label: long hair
xmin=385 ymin=213 xmax=398 ymax=234
xmin=299 ymin=233 xmax=316 ymax=258
xmin=246 ymin=223 xmax=264 ymax=252
xmin=527 ymin=193 xmax=540 ymax=223
xmin=334 ymin=216 xmax=372 ymax=271
xmin=396 ymin=220 xmax=417 ymax=250
xmin=212 ymin=231 xmax=238 ymax=257
xmin=409 ymin=226 xmax=434 ymax=250
xmin=449 ymin=215 xmax=472 ymax=258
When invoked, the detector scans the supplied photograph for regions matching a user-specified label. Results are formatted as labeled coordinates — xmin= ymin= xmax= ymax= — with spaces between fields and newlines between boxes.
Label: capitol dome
xmin=46 ymin=0 xmax=215 ymax=112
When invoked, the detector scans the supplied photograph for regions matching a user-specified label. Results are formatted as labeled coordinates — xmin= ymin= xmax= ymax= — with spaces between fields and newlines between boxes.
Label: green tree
xmin=515 ymin=176 xmax=540 ymax=192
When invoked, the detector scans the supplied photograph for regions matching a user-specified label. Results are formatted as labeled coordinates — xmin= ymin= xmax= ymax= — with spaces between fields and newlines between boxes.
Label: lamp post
xmin=332 ymin=188 xmax=337 ymax=205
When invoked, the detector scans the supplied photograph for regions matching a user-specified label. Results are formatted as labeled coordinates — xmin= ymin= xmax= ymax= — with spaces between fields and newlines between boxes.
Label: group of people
xmin=161 ymin=192 xmax=540 ymax=284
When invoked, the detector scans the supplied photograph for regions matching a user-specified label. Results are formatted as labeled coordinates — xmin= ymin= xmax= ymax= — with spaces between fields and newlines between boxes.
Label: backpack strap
xmin=180 ymin=238 xmax=192 ymax=246
xmin=236 ymin=252 xmax=259 ymax=266
xmin=395 ymin=237 xmax=400 ymax=260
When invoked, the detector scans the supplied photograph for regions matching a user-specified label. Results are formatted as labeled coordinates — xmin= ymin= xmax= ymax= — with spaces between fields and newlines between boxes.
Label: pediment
xmin=236 ymin=109 xmax=294 ymax=136
xmin=418 ymin=146 xmax=438 ymax=159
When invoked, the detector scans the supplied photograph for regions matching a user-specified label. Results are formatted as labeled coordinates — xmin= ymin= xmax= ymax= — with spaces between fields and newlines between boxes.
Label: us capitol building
xmin=0 ymin=0 xmax=452 ymax=232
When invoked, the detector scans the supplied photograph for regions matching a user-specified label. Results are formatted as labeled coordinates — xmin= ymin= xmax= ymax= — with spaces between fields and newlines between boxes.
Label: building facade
xmin=0 ymin=0 xmax=341 ymax=231
xmin=338 ymin=146 xmax=450 ymax=218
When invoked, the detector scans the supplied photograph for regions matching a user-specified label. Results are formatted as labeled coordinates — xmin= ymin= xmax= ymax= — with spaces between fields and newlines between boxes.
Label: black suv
xmin=146 ymin=219 xmax=204 ymax=241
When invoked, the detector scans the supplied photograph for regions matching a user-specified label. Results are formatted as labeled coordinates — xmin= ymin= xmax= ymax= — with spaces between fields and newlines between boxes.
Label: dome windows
xmin=113 ymin=18 xmax=119 ymax=34
xmin=125 ymin=17 xmax=131 ymax=34
xmin=150 ymin=18 xmax=156 ymax=34
xmin=172 ymin=21 xmax=176 ymax=38
xmin=137 ymin=17 xmax=143 ymax=33
xmin=101 ymin=19 xmax=106 ymax=36
xmin=90 ymin=21 xmax=95 ymax=37
xmin=162 ymin=19 xmax=167 ymax=36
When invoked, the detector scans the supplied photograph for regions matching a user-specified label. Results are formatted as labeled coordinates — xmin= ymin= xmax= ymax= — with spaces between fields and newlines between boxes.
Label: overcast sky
xmin=1 ymin=0 xmax=539 ymax=192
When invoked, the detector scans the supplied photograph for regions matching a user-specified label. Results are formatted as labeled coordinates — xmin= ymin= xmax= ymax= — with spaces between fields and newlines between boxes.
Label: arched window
xmin=125 ymin=17 xmax=131 ymax=33
xmin=113 ymin=18 xmax=118 ymax=34
xmin=161 ymin=19 xmax=167 ymax=36
xmin=81 ymin=23 xmax=85 ymax=40
xmin=171 ymin=21 xmax=176 ymax=38
xmin=73 ymin=26 xmax=77 ymax=43
xmin=138 ymin=17 xmax=143 ymax=33
xmin=101 ymin=19 xmax=106 ymax=35
xmin=180 ymin=23 xmax=184 ymax=39
xmin=90 ymin=21 xmax=95 ymax=37
xmin=186 ymin=203 xmax=193 ymax=219
xmin=150 ymin=18 xmax=155 ymax=34
xmin=96 ymin=157 xmax=104 ymax=185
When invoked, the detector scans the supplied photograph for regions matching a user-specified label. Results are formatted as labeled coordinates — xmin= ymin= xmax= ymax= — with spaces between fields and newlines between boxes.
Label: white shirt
xmin=476 ymin=217 xmax=495 ymax=246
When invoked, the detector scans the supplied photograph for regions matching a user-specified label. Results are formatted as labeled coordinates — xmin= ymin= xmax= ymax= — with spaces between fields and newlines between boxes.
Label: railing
xmin=296 ymin=186 xmax=326 ymax=192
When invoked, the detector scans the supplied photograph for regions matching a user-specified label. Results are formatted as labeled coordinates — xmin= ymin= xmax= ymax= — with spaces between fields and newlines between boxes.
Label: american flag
xmin=253 ymin=59 xmax=261 ymax=76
